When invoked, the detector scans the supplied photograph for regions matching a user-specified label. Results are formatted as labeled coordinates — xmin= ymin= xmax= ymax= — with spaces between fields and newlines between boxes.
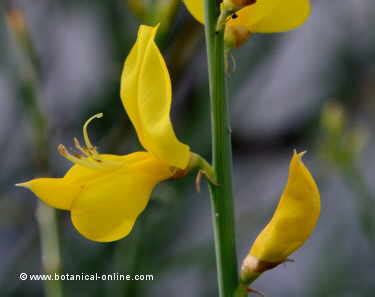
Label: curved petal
xmin=249 ymin=151 xmax=320 ymax=263
xmin=241 ymin=0 xmax=311 ymax=33
xmin=228 ymin=0 xmax=280 ymax=30
xmin=183 ymin=0 xmax=310 ymax=33
xmin=16 ymin=178 xmax=82 ymax=210
xmin=183 ymin=0 xmax=278 ymax=27
xmin=121 ymin=25 xmax=190 ymax=169
xmin=183 ymin=0 xmax=204 ymax=23
xmin=70 ymin=152 xmax=172 ymax=242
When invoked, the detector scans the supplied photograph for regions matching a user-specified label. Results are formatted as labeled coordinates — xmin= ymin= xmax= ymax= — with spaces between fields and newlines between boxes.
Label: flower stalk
xmin=6 ymin=7 xmax=63 ymax=297
xmin=204 ymin=1 xmax=239 ymax=296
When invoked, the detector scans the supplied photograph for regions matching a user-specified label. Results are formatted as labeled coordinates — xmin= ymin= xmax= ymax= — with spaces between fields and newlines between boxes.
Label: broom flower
xmin=17 ymin=25 xmax=215 ymax=242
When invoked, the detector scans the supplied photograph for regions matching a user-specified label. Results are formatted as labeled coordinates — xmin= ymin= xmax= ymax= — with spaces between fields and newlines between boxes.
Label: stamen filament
xmin=58 ymin=144 xmax=104 ymax=169
xmin=58 ymin=144 xmax=122 ymax=170
xmin=83 ymin=113 xmax=103 ymax=155
xmin=73 ymin=137 xmax=90 ymax=157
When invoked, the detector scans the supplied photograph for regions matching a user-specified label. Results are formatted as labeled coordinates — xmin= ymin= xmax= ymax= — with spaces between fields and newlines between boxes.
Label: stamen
xmin=73 ymin=137 xmax=90 ymax=157
xmin=58 ymin=144 xmax=122 ymax=170
xmin=58 ymin=144 xmax=104 ymax=169
xmin=83 ymin=113 xmax=103 ymax=155
xmin=56 ymin=113 xmax=123 ymax=170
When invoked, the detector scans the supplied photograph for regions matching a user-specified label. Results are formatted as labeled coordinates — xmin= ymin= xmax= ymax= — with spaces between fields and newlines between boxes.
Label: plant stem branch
xmin=204 ymin=1 xmax=239 ymax=296
xmin=6 ymin=7 xmax=63 ymax=297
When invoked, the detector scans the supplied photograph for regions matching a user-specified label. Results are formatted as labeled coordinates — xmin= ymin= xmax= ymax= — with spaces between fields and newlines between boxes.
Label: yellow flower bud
xmin=240 ymin=151 xmax=320 ymax=283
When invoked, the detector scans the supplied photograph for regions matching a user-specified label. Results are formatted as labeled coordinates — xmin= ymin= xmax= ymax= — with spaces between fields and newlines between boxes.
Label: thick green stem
xmin=204 ymin=1 xmax=238 ymax=296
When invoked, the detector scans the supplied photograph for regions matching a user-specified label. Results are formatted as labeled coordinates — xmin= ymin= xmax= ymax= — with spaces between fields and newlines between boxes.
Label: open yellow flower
xmin=240 ymin=151 xmax=320 ymax=283
xmin=17 ymin=25 xmax=193 ymax=242
xmin=183 ymin=0 xmax=311 ymax=46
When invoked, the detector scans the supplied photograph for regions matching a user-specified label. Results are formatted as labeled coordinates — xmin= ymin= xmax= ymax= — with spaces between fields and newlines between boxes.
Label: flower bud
xmin=240 ymin=152 xmax=320 ymax=284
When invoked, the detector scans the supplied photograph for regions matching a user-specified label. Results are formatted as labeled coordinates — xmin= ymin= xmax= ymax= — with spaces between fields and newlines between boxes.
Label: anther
xmin=74 ymin=137 xmax=102 ymax=161
xmin=58 ymin=144 xmax=103 ymax=169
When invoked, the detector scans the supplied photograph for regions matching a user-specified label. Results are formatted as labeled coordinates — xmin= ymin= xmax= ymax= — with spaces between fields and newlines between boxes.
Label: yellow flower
xmin=240 ymin=151 xmax=320 ymax=282
xmin=183 ymin=0 xmax=311 ymax=34
xmin=17 ymin=25 xmax=192 ymax=242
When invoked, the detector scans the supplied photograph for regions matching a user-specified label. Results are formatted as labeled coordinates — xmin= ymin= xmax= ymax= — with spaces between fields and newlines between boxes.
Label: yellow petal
xmin=249 ymin=151 xmax=320 ymax=263
xmin=228 ymin=0 xmax=311 ymax=33
xmin=183 ymin=0 xmax=204 ymax=23
xmin=70 ymin=152 xmax=172 ymax=242
xmin=121 ymin=25 xmax=190 ymax=169
xmin=183 ymin=0 xmax=311 ymax=33
xmin=16 ymin=178 xmax=82 ymax=210
xmin=183 ymin=0 xmax=278 ymax=26
xmin=227 ymin=0 xmax=279 ymax=30
xmin=63 ymin=154 xmax=128 ymax=184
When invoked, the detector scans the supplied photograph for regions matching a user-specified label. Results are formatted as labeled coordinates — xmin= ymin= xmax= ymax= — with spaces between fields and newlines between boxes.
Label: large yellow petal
xmin=70 ymin=152 xmax=172 ymax=242
xmin=183 ymin=0 xmax=311 ymax=33
xmin=121 ymin=25 xmax=190 ymax=169
xmin=183 ymin=0 xmax=204 ymax=23
xmin=16 ymin=178 xmax=82 ymax=210
xmin=237 ymin=0 xmax=311 ymax=33
xmin=249 ymin=151 xmax=320 ymax=263
xmin=17 ymin=152 xmax=169 ymax=214
xmin=16 ymin=156 xmax=127 ymax=210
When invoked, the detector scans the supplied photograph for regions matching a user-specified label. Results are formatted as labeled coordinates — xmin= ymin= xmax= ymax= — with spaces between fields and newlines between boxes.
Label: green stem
xmin=7 ymin=8 xmax=63 ymax=297
xmin=204 ymin=1 xmax=238 ymax=296
xmin=20 ymin=79 xmax=63 ymax=297
xmin=235 ymin=283 xmax=249 ymax=297
xmin=235 ymin=275 xmax=260 ymax=297
xmin=36 ymin=204 xmax=63 ymax=297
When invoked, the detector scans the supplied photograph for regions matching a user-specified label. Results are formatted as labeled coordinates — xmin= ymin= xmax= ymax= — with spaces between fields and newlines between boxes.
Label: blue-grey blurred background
xmin=1 ymin=0 xmax=375 ymax=296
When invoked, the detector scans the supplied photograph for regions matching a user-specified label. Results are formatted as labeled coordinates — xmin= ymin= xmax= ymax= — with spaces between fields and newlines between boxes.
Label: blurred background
xmin=1 ymin=0 xmax=375 ymax=296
